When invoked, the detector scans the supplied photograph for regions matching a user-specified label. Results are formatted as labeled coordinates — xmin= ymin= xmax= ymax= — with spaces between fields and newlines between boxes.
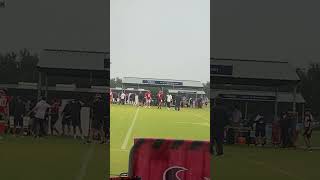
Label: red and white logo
xmin=163 ymin=166 xmax=210 ymax=180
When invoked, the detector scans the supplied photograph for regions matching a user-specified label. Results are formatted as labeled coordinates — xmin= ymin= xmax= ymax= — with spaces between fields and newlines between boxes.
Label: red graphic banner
xmin=128 ymin=138 xmax=210 ymax=180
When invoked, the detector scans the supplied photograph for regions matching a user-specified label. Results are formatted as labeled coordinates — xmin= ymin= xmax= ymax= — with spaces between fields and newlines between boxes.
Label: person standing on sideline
xmin=254 ymin=112 xmax=266 ymax=146
xmin=71 ymin=98 xmax=84 ymax=139
xmin=303 ymin=109 xmax=313 ymax=151
xmin=88 ymin=94 xmax=106 ymax=144
xmin=232 ymin=105 xmax=242 ymax=127
xmin=138 ymin=92 xmax=144 ymax=107
xmin=211 ymin=97 xmax=229 ymax=156
xmin=120 ymin=91 xmax=126 ymax=105
xmin=166 ymin=93 xmax=172 ymax=110
xmin=61 ymin=100 xmax=72 ymax=136
xmin=175 ymin=92 xmax=182 ymax=111
xmin=157 ymin=89 xmax=164 ymax=109
xmin=29 ymin=97 xmax=51 ymax=138
xmin=13 ymin=97 xmax=25 ymax=136
xmin=50 ymin=98 xmax=60 ymax=136
xmin=145 ymin=90 xmax=152 ymax=108
xmin=280 ymin=112 xmax=289 ymax=147
xmin=134 ymin=93 xmax=139 ymax=106
xmin=110 ymin=90 xmax=113 ymax=104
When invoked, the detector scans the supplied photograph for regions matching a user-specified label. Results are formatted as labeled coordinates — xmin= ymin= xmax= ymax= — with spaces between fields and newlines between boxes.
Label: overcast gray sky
xmin=110 ymin=0 xmax=210 ymax=83
xmin=2 ymin=0 xmax=320 ymax=77
xmin=211 ymin=0 xmax=320 ymax=68
xmin=0 ymin=0 xmax=109 ymax=52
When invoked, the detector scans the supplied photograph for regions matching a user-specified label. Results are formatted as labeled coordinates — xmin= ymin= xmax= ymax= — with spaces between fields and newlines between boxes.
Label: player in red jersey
xmin=144 ymin=90 xmax=152 ymax=108
xmin=157 ymin=88 xmax=164 ymax=109
xmin=0 ymin=89 xmax=11 ymax=120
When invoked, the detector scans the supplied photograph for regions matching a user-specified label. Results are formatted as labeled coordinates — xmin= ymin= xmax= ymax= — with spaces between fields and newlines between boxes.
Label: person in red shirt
xmin=50 ymin=98 xmax=61 ymax=135
xmin=157 ymin=89 xmax=164 ymax=109
xmin=144 ymin=90 xmax=152 ymax=108
xmin=0 ymin=89 xmax=11 ymax=120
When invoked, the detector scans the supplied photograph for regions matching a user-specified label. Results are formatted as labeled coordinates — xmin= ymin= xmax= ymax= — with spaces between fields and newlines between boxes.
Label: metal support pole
xmin=37 ymin=71 xmax=42 ymax=101
xmin=90 ymin=72 xmax=93 ymax=86
xmin=302 ymin=103 xmax=305 ymax=123
xmin=245 ymin=102 xmax=248 ymax=120
xmin=274 ymin=88 xmax=278 ymax=120
xmin=293 ymin=85 xmax=297 ymax=112
xmin=45 ymin=73 xmax=48 ymax=99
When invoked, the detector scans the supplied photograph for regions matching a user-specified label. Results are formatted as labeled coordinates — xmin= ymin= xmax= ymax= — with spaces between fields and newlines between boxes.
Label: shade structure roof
xmin=122 ymin=77 xmax=203 ymax=88
xmin=211 ymin=58 xmax=300 ymax=87
xmin=38 ymin=49 xmax=109 ymax=78
xmin=211 ymin=89 xmax=305 ymax=103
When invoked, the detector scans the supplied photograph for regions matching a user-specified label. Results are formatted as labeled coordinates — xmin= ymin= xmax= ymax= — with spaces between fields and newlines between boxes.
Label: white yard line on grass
xmin=175 ymin=122 xmax=209 ymax=127
xmin=121 ymin=107 xmax=140 ymax=150
xmin=111 ymin=148 xmax=129 ymax=152
xmin=76 ymin=145 xmax=95 ymax=180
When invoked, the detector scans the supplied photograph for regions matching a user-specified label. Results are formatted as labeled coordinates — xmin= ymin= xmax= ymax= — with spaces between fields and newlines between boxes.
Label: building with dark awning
xmin=211 ymin=58 xmax=304 ymax=122
xmin=37 ymin=49 xmax=109 ymax=99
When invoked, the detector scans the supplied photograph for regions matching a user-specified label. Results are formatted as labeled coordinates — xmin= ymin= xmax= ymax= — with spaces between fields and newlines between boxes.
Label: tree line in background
xmin=0 ymin=49 xmax=107 ymax=87
xmin=0 ymin=49 xmax=39 ymax=84
xmin=297 ymin=64 xmax=320 ymax=114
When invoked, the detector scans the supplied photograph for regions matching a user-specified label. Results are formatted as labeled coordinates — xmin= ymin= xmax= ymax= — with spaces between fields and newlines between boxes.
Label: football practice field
xmin=111 ymin=104 xmax=320 ymax=180
xmin=110 ymin=104 xmax=210 ymax=176
xmin=0 ymin=136 xmax=108 ymax=180
xmin=214 ymin=132 xmax=320 ymax=180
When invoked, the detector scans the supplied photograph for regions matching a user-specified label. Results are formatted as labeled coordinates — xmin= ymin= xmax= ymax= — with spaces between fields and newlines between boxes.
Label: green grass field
xmin=110 ymin=104 xmax=210 ymax=175
xmin=214 ymin=132 xmax=320 ymax=180
xmin=0 ymin=136 xmax=108 ymax=180
xmin=111 ymin=104 xmax=320 ymax=180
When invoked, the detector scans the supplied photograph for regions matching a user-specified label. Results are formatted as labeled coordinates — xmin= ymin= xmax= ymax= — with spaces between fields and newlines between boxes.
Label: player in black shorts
xmin=138 ymin=92 xmax=144 ymax=107
xmin=13 ymin=97 xmax=25 ymax=136
xmin=61 ymin=101 xmax=72 ymax=136
xmin=303 ymin=110 xmax=313 ymax=150
xmin=71 ymin=99 xmax=84 ymax=139
xmin=88 ymin=94 xmax=106 ymax=144
xmin=254 ymin=112 xmax=266 ymax=146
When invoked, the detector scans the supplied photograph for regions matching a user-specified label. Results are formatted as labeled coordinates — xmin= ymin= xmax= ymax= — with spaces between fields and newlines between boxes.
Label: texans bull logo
xmin=163 ymin=166 xmax=210 ymax=180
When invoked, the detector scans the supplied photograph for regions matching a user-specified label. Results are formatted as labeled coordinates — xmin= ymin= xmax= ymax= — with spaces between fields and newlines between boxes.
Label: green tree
xmin=203 ymin=81 xmax=210 ymax=97
xmin=298 ymin=64 xmax=320 ymax=115
xmin=110 ymin=77 xmax=122 ymax=88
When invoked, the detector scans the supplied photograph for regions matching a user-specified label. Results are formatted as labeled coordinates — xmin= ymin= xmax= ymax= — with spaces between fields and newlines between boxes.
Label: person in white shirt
xmin=29 ymin=97 xmax=51 ymax=138
xmin=134 ymin=93 xmax=139 ymax=106
xmin=166 ymin=94 xmax=172 ymax=110
xmin=120 ymin=92 xmax=126 ymax=105
xmin=232 ymin=106 xmax=242 ymax=126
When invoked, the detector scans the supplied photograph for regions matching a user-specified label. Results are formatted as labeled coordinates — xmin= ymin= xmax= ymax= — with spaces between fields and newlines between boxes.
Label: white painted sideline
xmin=75 ymin=145 xmax=95 ymax=180
xmin=121 ymin=107 xmax=140 ymax=150
xmin=175 ymin=122 xmax=209 ymax=127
